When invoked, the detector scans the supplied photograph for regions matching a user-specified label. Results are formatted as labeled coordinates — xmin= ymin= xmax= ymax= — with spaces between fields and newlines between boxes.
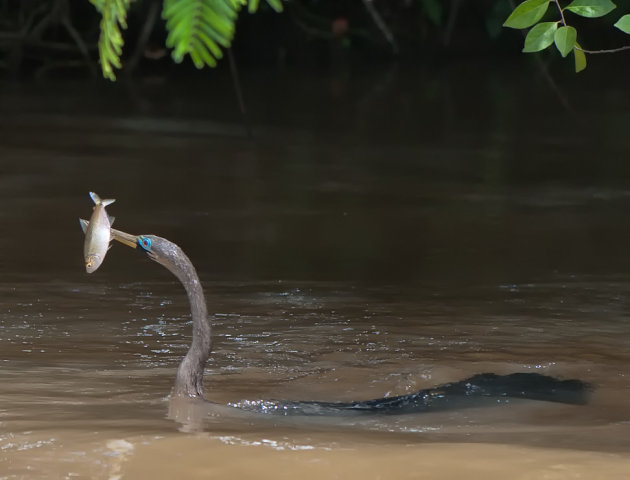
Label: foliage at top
xmin=503 ymin=0 xmax=630 ymax=73
xmin=90 ymin=0 xmax=132 ymax=80
xmin=90 ymin=0 xmax=283 ymax=80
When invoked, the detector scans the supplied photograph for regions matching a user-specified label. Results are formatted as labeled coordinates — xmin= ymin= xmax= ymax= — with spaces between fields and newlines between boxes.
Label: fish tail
xmin=89 ymin=192 xmax=101 ymax=205
xmin=89 ymin=192 xmax=116 ymax=206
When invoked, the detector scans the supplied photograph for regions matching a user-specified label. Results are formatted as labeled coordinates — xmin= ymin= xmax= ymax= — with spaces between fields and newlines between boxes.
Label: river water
xmin=2 ymin=61 xmax=630 ymax=478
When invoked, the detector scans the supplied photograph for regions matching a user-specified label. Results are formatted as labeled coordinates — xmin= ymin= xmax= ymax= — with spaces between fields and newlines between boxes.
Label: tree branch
xmin=576 ymin=45 xmax=630 ymax=54
xmin=361 ymin=0 xmax=398 ymax=55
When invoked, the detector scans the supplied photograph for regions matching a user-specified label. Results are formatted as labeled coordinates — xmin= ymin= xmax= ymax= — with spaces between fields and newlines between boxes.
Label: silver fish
xmin=80 ymin=192 xmax=115 ymax=273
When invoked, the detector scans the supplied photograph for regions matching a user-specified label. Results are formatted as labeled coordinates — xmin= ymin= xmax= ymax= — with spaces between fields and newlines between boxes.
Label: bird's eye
xmin=138 ymin=236 xmax=152 ymax=252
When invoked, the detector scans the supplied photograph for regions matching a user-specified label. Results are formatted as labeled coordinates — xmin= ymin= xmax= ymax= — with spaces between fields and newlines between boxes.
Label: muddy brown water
xmin=2 ymin=63 xmax=630 ymax=478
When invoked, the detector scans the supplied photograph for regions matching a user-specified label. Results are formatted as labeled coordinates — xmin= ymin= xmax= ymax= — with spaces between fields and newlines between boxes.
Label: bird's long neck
xmin=157 ymin=240 xmax=211 ymax=399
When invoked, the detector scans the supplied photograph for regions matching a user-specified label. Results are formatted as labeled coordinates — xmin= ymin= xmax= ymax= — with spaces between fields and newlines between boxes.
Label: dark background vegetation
xmin=2 ymin=0 xmax=630 ymax=80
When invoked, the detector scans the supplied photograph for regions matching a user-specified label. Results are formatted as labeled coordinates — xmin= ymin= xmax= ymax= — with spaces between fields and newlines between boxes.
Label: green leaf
xmin=522 ymin=22 xmax=558 ymax=52
xmin=614 ymin=14 xmax=630 ymax=33
xmin=554 ymin=25 xmax=577 ymax=57
xmin=197 ymin=29 xmax=223 ymax=58
xmin=264 ymin=0 xmax=283 ymax=12
xmin=163 ymin=0 xmax=242 ymax=69
xmin=248 ymin=0 xmax=283 ymax=13
xmin=503 ymin=0 xmax=550 ymax=29
xmin=565 ymin=0 xmax=616 ymax=18
xmin=213 ymin=0 xmax=239 ymax=19
xmin=90 ymin=0 xmax=131 ymax=81
xmin=574 ymin=42 xmax=587 ymax=72
xmin=191 ymin=38 xmax=217 ymax=67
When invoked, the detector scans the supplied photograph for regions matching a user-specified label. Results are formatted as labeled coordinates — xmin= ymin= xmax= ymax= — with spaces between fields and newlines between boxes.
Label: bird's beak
xmin=110 ymin=227 xmax=138 ymax=249
xmin=80 ymin=218 xmax=138 ymax=249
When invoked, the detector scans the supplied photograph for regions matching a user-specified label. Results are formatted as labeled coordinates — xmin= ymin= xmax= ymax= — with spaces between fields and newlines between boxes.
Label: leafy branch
xmin=90 ymin=0 xmax=283 ymax=81
xmin=90 ymin=0 xmax=132 ymax=81
xmin=503 ymin=0 xmax=630 ymax=73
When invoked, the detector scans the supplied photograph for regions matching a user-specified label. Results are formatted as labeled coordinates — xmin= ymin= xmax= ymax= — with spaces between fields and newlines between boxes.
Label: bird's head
xmin=136 ymin=235 xmax=190 ymax=283
xmin=137 ymin=235 xmax=158 ymax=261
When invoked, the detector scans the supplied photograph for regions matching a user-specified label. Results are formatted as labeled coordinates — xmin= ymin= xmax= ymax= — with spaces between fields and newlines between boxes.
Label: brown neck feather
xmin=146 ymin=236 xmax=211 ymax=399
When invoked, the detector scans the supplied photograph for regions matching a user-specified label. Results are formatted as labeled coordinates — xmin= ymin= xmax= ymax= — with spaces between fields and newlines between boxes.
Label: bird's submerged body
xmin=230 ymin=372 xmax=589 ymax=416
xmin=81 ymin=192 xmax=115 ymax=273
xmin=131 ymin=234 xmax=591 ymax=414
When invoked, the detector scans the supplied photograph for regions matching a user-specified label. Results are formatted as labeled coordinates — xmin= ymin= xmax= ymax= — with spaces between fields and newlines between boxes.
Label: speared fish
xmin=79 ymin=192 xmax=115 ymax=273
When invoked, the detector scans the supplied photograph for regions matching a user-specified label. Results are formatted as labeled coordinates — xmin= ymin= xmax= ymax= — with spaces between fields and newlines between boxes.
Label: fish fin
xmin=108 ymin=215 xmax=115 ymax=225
xmin=89 ymin=192 xmax=116 ymax=207
xmin=89 ymin=192 xmax=101 ymax=205
xmin=79 ymin=218 xmax=88 ymax=234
